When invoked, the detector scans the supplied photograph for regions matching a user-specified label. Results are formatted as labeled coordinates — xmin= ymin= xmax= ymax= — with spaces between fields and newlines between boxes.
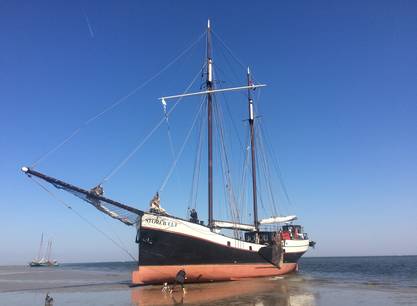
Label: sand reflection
xmin=131 ymin=277 xmax=315 ymax=306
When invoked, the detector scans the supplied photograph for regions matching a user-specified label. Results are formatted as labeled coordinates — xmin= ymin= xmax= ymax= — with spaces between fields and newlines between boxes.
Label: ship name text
xmin=144 ymin=217 xmax=178 ymax=228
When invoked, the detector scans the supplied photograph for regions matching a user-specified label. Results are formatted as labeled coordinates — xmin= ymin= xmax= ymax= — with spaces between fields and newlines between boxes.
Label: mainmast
xmin=207 ymin=19 xmax=214 ymax=228
xmin=156 ymin=22 xmax=266 ymax=230
xmin=247 ymin=68 xmax=259 ymax=231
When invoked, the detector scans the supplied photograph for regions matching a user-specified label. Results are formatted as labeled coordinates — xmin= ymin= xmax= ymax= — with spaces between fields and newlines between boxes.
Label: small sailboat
xmin=30 ymin=234 xmax=59 ymax=267
xmin=22 ymin=20 xmax=314 ymax=283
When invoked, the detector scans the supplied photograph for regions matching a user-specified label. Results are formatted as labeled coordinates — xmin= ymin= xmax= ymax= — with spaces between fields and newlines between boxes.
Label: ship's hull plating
xmin=132 ymin=263 xmax=298 ymax=284
xmin=133 ymin=213 xmax=309 ymax=284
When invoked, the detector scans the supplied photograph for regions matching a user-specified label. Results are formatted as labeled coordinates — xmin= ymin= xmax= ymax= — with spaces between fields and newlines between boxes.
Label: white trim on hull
xmin=139 ymin=213 xmax=309 ymax=255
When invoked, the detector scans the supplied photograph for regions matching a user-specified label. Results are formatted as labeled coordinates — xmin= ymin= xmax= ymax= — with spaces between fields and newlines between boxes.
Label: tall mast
xmin=247 ymin=68 xmax=259 ymax=231
xmin=48 ymin=241 xmax=53 ymax=261
xmin=207 ymin=19 xmax=214 ymax=228
xmin=46 ymin=241 xmax=52 ymax=261
xmin=37 ymin=233 xmax=44 ymax=260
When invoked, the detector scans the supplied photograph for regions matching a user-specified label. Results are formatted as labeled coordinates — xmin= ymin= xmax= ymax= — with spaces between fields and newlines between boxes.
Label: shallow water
xmin=1 ymin=256 xmax=416 ymax=305
xmin=299 ymin=256 xmax=417 ymax=289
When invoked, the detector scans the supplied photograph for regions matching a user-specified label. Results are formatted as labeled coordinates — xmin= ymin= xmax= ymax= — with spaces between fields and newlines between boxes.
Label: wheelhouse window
xmin=281 ymin=225 xmax=305 ymax=240
xmin=244 ymin=231 xmax=275 ymax=244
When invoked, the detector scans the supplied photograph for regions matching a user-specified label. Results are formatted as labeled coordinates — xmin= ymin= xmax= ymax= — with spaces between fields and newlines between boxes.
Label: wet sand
xmin=1 ymin=265 xmax=416 ymax=305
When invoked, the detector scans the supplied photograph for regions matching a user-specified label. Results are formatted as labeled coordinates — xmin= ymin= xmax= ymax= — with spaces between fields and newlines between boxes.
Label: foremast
xmin=247 ymin=68 xmax=259 ymax=232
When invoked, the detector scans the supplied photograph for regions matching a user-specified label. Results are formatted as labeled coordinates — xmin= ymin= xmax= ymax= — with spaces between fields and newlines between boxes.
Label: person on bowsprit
xmin=90 ymin=184 xmax=104 ymax=197
xmin=87 ymin=184 xmax=104 ymax=208
xmin=170 ymin=269 xmax=187 ymax=294
xmin=149 ymin=192 xmax=167 ymax=215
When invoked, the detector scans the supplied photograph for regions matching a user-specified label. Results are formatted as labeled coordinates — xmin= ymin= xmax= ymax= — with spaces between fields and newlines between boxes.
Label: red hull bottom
xmin=132 ymin=263 xmax=297 ymax=285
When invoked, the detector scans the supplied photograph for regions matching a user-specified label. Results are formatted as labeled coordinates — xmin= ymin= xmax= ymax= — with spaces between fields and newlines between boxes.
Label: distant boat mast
xmin=37 ymin=233 xmax=44 ymax=261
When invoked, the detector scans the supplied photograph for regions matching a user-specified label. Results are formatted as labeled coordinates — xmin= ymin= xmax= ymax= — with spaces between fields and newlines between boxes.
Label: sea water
xmin=0 ymin=256 xmax=416 ymax=305
xmin=299 ymin=255 xmax=417 ymax=289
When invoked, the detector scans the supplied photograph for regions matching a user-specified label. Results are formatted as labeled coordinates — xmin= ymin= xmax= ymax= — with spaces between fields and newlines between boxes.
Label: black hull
xmin=138 ymin=227 xmax=305 ymax=266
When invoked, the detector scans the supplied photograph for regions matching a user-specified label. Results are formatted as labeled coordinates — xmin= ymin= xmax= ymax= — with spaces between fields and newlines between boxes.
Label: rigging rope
xmin=162 ymin=101 xmax=172 ymax=144
xmin=187 ymin=101 xmax=206 ymax=210
xmin=212 ymin=30 xmax=260 ymax=85
xmin=163 ymin=103 xmax=184 ymax=194
xmin=213 ymin=95 xmax=241 ymax=229
xmin=31 ymin=31 xmax=205 ymax=169
xmin=254 ymin=87 xmax=294 ymax=212
xmin=259 ymin=120 xmax=295 ymax=209
xmin=256 ymin=122 xmax=280 ymax=217
xmin=158 ymin=97 xmax=206 ymax=192
xmin=213 ymin=67 xmax=245 ymax=152
xmin=212 ymin=30 xmax=247 ymax=72
xmin=213 ymin=69 xmax=241 ymax=226
xmin=29 ymin=176 xmax=137 ymax=262
xmin=237 ymin=129 xmax=251 ymax=224
xmin=100 ymin=64 xmax=206 ymax=184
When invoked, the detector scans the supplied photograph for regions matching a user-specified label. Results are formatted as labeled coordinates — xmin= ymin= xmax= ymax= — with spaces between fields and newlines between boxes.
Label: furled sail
xmin=212 ymin=220 xmax=256 ymax=231
xmin=259 ymin=215 xmax=297 ymax=224
xmin=22 ymin=167 xmax=143 ymax=226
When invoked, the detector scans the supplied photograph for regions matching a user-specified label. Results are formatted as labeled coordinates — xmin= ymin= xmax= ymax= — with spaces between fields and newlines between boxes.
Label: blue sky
xmin=1 ymin=1 xmax=416 ymax=265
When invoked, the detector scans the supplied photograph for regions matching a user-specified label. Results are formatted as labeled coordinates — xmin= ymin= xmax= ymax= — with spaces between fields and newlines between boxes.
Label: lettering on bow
xmin=144 ymin=217 xmax=178 ymax=228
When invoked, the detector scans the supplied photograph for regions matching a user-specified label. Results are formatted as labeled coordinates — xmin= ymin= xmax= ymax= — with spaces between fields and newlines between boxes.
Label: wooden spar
xmin=247 ymin=67 xmax=259 ymax=232
xmin=21 ymin=166 xmax=144 ymax=216
xmin=207 ymin=19 xmax=214 ymax=228
xmin=212 ymin=220 xmax=256 ymax=231
xmin=159 ymin=84 xmax=266 ymax=101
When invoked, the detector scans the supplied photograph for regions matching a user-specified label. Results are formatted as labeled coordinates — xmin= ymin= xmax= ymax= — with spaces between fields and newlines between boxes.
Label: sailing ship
xmin=22 ymin=21 xmax=314 ymax=284
xmin=30 ymin=233 xmax=59 ymax=267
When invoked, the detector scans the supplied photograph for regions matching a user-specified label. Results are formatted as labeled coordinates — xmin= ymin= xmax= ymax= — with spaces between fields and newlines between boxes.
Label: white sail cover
xmin=212 ymin=221 xmax=256 ymax=231
xmin=259 ymin=215 xmax=297 ymax=224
